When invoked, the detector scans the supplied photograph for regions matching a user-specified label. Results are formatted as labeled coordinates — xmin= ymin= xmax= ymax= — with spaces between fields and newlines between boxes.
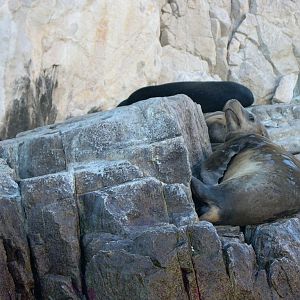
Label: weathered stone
xmin=188 ymin=222 xmax=232 ymax=299
xmin=84 ymin=226 xmax=199 ymax=300
xmin=0 ymin=240 xmax=15 ymax=299
xmin=2 ymin=0 xmax=300 ymax=138
xmin=20 ymin=172 xmax=82 ymax=299
xmin=79 ymin=177 xmax=169 ymax=235
xmin=159 ymin=46 xmax=212 ymax=83
xmin=222 ymin=238 xmax=272 ymax=300
xmin=163 ymin=184 xmax=198 ymax=226
xmin=249 ymin=103 xmax=300 ymax=153
xmin=74 ymin=160 xmax=144 ymax=195
xmin=273 ymin=73 xmax=299 ymax=104
xmin=216 ymin=225 xmax=244 ymax=242
xmin=0 ymin=162 xmax=34 ymax=298
xmin=246 ymin=216 xmax=300 ymax=298
xmin=228 ymin=28 xmax=277 ymax=103
xmin=41 ymin=274 xmax=82 ymax=300
xmin=160 ymin=0 xmax=216 ymax=65
xmin=1 ymin=96 xmax=300 ymax=299
xmin=18 ymin=131 xmax=66 ymax=179
xmin=0 ymin=0 xmax=162 ymax=139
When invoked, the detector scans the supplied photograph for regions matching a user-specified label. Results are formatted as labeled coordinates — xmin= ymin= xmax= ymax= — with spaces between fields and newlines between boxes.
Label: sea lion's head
xmin=223 ymin=99 xmax=269 ymax=140
xmin=205 ymin=112 xmax=227 ymax=143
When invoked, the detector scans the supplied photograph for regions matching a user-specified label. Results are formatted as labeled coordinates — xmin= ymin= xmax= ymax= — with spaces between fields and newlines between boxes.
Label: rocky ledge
xmin=1 ymin=96 xmax=300 ymax=299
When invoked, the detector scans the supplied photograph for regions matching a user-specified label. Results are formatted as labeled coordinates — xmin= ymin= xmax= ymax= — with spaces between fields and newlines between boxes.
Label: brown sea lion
xmin=204 ymin=100 xmax=268 ymax=145
xmin=191 ymin=99 xmax=300 ymax=226
xmin=205 ymin=111 xmax=227 ymax=144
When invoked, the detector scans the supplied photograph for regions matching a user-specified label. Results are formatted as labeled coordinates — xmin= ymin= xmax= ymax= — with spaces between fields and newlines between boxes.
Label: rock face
xmin=0 ymin=159 xmax=34 ymax=298
xmin=0 ymin=0 xmax=161 ymax=139
xmin=1 ymin=96 xmax=300 ymax=299
xmin=249 ymin=103 xmax=300 ymax=154
xmin=1 ymin=0 xmax=300 ymax=139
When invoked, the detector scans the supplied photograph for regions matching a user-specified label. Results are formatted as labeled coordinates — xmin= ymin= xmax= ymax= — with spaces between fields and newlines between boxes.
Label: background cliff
xmin=1 ymin=0 xmax=300 ymax=139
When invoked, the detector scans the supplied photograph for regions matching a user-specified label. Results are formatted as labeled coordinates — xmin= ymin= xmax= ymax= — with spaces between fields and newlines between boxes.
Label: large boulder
xmin=0 ymin=96 xmax=209 ymax=298
xmin=1 ymin=96 xmax=300 ymax=299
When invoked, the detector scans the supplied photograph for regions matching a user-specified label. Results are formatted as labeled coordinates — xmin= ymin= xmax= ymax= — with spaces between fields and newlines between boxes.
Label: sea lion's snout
xmin=223 ymin=99 xmax=241 ymax=112
xmin=223 ymin=99 xmax=243 ymax=134
xmin=222 ymin=99 xmax=269 ymax=140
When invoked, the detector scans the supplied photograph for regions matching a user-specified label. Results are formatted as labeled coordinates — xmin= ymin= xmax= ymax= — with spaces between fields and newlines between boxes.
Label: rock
xmin=222 ymin=238 xmax=272 ymax=299
xmin=1 ymin=96 xmax=300 ymax=299
xmin=84 ymin=226 xmax=198 ymax=300
xmin=2 ymin=0 xmax=300 ymax=137
xmin=78 ymin=177 xmax=169 ymax=235
xmin=0 ymin=241 xmax=15 ymax=299
xmin=249 ymin=103 xmax=300 ymax=153
xmin=0 ymin=0 xmax=162 ymax=139
xmin=228 ymin=16 xmax=277 ymax=104
xmin=20 ymin=172 xmax=82 ymax=298
xmin=159 ymin=46 xmax=217 ymax=83
xmin=2 ymin=0 xmax=300 ymax=139
xmin=188 ymin=222 xmax=232 ymax=299
xmin=0 ymin=161 xmax=34 ymax=299
xmin=216 ymin=225 xmax=244 ymax=242
xmin=231 ymin=0 xmax=250 ymax=32
xmin=246 ymin=216 xmax=300 ymax=298
xmin=160 ymin=0 xmax=216 ymax=65
xmin=273 ymin=73 xmax=298 ymax=103
xmin=0 ymin=96 xmax=211 ymax=298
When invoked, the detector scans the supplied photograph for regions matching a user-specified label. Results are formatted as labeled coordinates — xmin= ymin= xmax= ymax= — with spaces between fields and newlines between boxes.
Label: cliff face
xmin=1 ymin=96 xmax=300 ymax=299
xmin=1 ymin=0 xmax=300 ymax=139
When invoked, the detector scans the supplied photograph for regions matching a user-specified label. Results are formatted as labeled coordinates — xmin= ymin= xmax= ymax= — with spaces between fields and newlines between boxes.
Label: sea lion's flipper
xmin=200 ymin=143 xmax=241 ymax=184
xmin=190 ymin=176 xmax=221 ymax=223
xmin=191 ymin=176 xmax=210 ymax=201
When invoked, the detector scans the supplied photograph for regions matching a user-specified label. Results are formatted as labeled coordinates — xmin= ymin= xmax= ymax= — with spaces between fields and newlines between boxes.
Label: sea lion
xmin=117 ymin=81 xmax=254 ymax=113
xmin=204 ymin=100 xmax=268 ymax=149
xmin=205 ymin=111 xmax=227 ymax=144
xmin=191 ymin=99 xmax=300 ymax=226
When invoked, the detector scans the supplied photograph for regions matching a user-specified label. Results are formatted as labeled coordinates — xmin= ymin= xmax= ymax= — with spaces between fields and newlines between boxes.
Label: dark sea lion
xmin=191 ymin=99 xmax=300 ymax=226
xmin=117 ymin=81 xmax=254 ymax=113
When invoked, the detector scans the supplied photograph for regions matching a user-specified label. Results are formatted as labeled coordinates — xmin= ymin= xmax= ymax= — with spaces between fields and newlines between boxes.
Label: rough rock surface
xmin=0 ymin=0 xmax=161 ymax=139
xmin=249 ymin=103 xmax=300 ymax=154
xmin=1 ymin=96 xmax=300 ymax=299
xmin=2 ymin=0 xmax=300 ymax=138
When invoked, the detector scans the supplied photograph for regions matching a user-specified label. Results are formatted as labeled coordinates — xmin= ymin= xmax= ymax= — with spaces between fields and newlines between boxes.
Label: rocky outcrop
xmin=1 ymin=0 xmax=300 ymax=138
xmin=1 ymin=96 xmax=300 ymax=299
xmin=0 ymin=159 xmax=34 ymax=299
xmin=249 ymin=103 xmax=300 ymax=154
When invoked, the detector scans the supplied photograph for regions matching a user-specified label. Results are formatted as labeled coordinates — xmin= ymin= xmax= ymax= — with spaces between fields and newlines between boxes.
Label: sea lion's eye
xmin=248 ymin=114 xmax=255 ymax=122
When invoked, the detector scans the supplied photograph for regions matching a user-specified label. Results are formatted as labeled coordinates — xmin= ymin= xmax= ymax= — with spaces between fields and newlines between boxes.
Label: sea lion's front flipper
xmin=200 ymin=143 xmax=241 ymax=184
